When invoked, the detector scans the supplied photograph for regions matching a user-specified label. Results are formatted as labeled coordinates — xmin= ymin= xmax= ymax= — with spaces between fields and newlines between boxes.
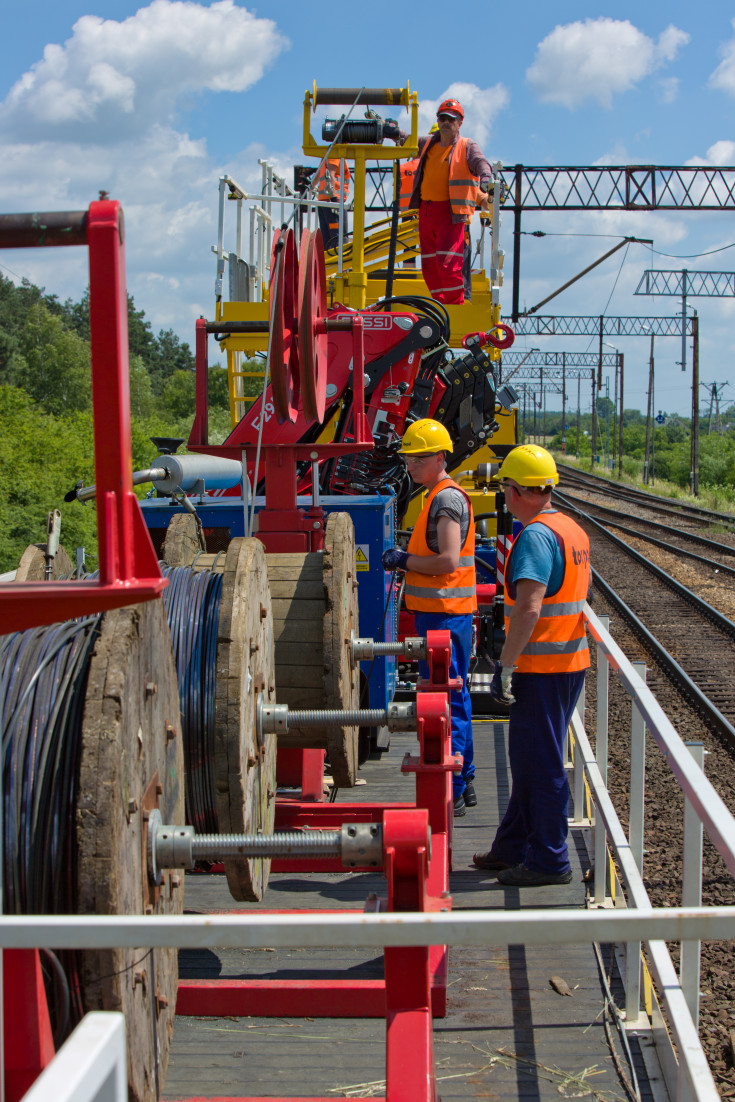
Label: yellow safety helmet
xmin=497 ymin=444 xmax=558 ymax=487
xmin=429 ymin=122 xmax=439 ymax=134
xmin=399 ymin=419 xmax=453 ymax=455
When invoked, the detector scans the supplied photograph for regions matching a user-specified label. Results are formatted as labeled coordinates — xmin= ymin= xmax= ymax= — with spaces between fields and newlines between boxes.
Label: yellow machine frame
xmin=212 ymin=81 xmax=517 ymax=533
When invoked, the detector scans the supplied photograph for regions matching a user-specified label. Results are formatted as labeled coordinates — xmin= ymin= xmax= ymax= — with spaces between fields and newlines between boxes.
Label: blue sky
xmin=2 ymin=1 xmax=735 ymax=414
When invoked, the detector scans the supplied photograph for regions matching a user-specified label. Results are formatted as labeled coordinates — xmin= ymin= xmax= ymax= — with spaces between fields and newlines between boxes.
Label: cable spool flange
xmin=160 ymin=524 xmax=277 ymax=901
xmin=76 ymin=598 xmax=184 ymax=1102
xmin=267 ymin=511 xmax=360 ymax=787
xmin=15 ymin=543 xmax=73 ymax=581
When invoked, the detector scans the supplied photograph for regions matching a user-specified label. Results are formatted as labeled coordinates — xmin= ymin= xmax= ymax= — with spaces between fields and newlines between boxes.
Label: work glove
xmin=489 ymin=661 xmax=516 ymax=706
xmin=382 ymin=547 xmax=410 ymax=572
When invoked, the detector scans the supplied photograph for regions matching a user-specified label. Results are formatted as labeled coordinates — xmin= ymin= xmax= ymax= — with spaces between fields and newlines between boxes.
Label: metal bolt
xmin=128 ymin=799 xmax=139 ymax=815
xmin=155 ymin=993 xmax=169 ymax=1014
xmin=166 ymin=724 xmax=177 ymax=741
xmin=145 ymin=681 xmax=157 ymax=696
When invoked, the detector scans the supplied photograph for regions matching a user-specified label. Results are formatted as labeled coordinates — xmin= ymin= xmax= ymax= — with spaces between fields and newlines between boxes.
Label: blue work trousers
xmin=413 ymin=611 xmax=473 ymax=797
xmin=491 ymin=670 xmax=585 ymax=875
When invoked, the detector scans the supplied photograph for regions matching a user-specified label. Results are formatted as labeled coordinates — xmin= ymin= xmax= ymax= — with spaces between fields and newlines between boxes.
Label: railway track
xmin=552 ymin=493 xmax=735 ymax=1091
xmin=558 ymin=493 xmax=735 ymax=751
xmin=556 ymin=489 xmax=735 ymax=576
xmin=556 ymin=462 xmax=735 ymax=532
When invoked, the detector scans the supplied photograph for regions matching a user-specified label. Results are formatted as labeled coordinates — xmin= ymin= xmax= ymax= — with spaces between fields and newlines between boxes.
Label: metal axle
xmin=350 ymin=632 xmax=427 ymax=664
xmin=148 ymin=811 xmax=383 ymax=885
xmin=256 ymin=698 xmax=417 ymax=741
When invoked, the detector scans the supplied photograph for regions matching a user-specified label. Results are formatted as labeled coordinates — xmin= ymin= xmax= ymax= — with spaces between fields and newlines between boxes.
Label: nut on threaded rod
xmin=256 ymin=697 xmax=418 ymax=740
xmin=148 ymin=810 xmax=383 ymax=884
xmin=350 ymin=631 xmax=427 ymax=664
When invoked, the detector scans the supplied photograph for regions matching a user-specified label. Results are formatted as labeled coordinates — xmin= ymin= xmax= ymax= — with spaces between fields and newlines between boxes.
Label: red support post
xmin=0 ymin=201 xmax=166 ymax=633
xmin=3 ymin=950 xmax=55 ymax=1102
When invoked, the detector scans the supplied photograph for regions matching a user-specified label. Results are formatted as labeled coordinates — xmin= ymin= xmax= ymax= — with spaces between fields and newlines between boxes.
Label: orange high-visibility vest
xmin=405 ymin=478 xmax=477 ymax=614
xmin=504 ymin=511 xmax=590 ymax=674
xmin=399 ymin=158 xmax=419 ymax=211
xmin=315 ymin=159 xmax=351 ymax=202
xmin=415 ymin=136 xmax=478 ymax=223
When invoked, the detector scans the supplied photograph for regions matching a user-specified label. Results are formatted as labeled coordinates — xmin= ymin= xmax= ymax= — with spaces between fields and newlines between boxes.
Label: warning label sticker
xmin=356 ymin=545 xmax=370 ymax=571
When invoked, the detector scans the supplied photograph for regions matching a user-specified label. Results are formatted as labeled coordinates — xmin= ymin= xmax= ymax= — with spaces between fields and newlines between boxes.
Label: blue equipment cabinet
xmin=140 ymin=492 xmax=397 ymax=711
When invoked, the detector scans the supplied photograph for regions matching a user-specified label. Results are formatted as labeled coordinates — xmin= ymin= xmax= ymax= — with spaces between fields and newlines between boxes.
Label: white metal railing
xmin=213 ymin=166 xmax=348 ymax=304
xmin=22 ymin=1013 xmax=126 ymax=1102
xmin=4 ymin=608 xmax=735 ymax=1100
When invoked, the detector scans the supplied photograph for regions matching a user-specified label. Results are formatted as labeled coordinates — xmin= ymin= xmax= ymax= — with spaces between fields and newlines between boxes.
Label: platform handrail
xmin=21 ymin=1013 xmax=126 ymax=1102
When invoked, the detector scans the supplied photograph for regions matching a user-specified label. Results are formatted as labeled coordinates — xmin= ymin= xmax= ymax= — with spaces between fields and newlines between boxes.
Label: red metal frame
xmin=3 ymin=950 xmax=55 ymax=1102
xmin=0 ymin=201 xmax=166 ymax=633
xmin=174 ymin=807 xmax=437 ymax=1102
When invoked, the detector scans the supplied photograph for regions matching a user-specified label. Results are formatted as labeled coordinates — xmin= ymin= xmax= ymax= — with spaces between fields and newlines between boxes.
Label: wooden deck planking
xmin=163 ymin=721 xmax=660 ymax=1101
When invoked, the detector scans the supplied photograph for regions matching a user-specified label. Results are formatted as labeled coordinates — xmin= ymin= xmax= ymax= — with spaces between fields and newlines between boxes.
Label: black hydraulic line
xmin=556 ymin=489 xmax=735 ymax=563
xmin=384 ymin=197 xmax=401 ymax=303
xmin=161 ymin=565 xmax=223 ymax=834
xmin=555 ymin=491 xmax=735 ymax=577
xmin=590 ymin=566 xmax=735 ymax=753
xmin=560 ymin=495 xmax=735 ymax=640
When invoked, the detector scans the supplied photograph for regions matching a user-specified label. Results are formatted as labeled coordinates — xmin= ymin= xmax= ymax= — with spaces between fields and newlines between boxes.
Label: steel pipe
xmin=0 ymin=210 xmax=89 ymax=248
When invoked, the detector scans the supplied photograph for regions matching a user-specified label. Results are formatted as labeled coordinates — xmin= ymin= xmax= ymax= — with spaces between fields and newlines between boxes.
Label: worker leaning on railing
xmin=473 ymin=445 xmax=591 ymax=888
xmin=398 ymin=99 xmax=493 ymax=305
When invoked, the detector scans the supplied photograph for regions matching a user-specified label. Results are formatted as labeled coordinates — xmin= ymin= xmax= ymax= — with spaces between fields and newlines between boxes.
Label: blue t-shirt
xmin=509 ymin=511 xmax=565 ymax=596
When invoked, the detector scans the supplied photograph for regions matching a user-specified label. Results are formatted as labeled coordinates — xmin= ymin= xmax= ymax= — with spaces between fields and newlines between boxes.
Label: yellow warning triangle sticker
xmin=355 ymin=548 xmax=368 ymax=563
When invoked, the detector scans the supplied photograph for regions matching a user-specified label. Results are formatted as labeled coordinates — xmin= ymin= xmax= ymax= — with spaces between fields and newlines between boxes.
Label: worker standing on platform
xmin=314 ymin=158 xmax=351 ymax=251
xmin=381 ymin=420 xmax=477 ymax=816
xmin=473 ymin=445 xmax=590 ymax=887
xmin=402 ymin=99 xmax=492 ymax=304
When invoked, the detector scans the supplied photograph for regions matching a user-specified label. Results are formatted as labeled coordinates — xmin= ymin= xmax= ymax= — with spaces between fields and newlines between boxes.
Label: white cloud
xmin=686 ymin=140 xmax=735 ymax=167
xmin=417 ymin=82 xmax=509 ymax=149
xmin=709 ymin=20 xmax=735 ymax=95
xmin=0 ymin=0 xmax=288 ymax=142
xmin=527 ymin=19 xmax=689 ymax=109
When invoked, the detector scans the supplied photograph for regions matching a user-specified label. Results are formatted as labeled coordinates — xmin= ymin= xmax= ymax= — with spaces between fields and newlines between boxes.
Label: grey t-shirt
xmin=425 ymin=487 xmax=470 ymax=553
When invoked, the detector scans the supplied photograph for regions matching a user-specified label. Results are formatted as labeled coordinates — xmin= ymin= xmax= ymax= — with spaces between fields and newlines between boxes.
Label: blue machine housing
xmin=140 ymin=492 xmax=397 ymax=711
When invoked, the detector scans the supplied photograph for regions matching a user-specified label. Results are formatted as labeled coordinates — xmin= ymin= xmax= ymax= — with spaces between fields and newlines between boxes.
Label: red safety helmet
xmin=437 ymin=98 xmax=464 ymax=120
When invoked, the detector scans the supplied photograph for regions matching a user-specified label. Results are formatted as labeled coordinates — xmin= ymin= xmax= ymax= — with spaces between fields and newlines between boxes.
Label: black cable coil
xmin=0 ymin=615 xmax=103 ymax=1043
xmin=160 ymin=564 xmax=223 ymax=835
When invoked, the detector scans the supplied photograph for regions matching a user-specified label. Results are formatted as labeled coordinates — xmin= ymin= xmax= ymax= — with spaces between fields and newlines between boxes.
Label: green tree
xmin=15 ymin=303 xmax=91 ymax=416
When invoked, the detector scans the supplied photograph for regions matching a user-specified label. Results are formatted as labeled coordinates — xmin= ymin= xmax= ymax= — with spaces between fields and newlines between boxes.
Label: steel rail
xmin=555 ymin=489 xmax=735 ymax=559
xmin=557 ymin=463 xmax=735 ymax=527
xmin=588 ymin=566 xmax=735 ymax=752
xmin=559 ymin=473 xmax=735 ymax=531
xmin=556 ymin=491 xmax=735 ymax=578
xmin=561 ymin=495 xmax=735 ymax=641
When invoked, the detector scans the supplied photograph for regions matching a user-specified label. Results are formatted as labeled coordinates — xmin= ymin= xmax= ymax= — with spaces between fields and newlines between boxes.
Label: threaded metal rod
xmin=191 ymin=830 xmax=342 ymax=859
xmin=288 ymin=708 xmax=387 ymax=727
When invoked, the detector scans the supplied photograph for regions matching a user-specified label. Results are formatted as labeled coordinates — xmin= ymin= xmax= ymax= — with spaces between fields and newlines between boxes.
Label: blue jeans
xmin=490 ymin=670 xmax=585 ymax=875
xmin=413 ymin=611 xmax=473 ymax=797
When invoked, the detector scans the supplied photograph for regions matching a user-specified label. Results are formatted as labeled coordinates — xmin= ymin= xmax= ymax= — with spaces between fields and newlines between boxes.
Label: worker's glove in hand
xmin=490 ymin=661 xmax=516 ymax=705
xmin=382 ymin=547 xmax=410 ymax=572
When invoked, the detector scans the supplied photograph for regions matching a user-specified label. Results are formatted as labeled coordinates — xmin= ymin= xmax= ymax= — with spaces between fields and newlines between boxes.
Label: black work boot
xmin=453 ymin=794 xmax=466 ymax=817
xmin=463 ymin=782 xmax=477 ymax=807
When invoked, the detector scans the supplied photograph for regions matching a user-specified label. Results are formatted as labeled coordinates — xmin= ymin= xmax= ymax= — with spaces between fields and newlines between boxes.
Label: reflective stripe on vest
xmin=415 ymin=136 xmax=478 ymax=222
xmin=405 ymin=478 xmax=477 ymax=614
xmin=400 ymin=159 xmax=419 ymax=211
xmin=316 ymin=160 xmax=351 ymax=202
xmin=504 ymin=511 xmax=590 ymax=673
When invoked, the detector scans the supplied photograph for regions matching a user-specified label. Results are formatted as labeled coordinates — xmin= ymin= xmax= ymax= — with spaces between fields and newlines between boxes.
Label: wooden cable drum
xmin=267 ymin=511 xmax=360 ymax=787
xmin=0 ymin=598 xmax=184 ymax=1102
xmin=15 ymin=543 xmax=74 ymax=580
xmin=160 ymin=521 xmax=277 ymax=902
xmin=77 ymin=599 xmax=184 ymax=1102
